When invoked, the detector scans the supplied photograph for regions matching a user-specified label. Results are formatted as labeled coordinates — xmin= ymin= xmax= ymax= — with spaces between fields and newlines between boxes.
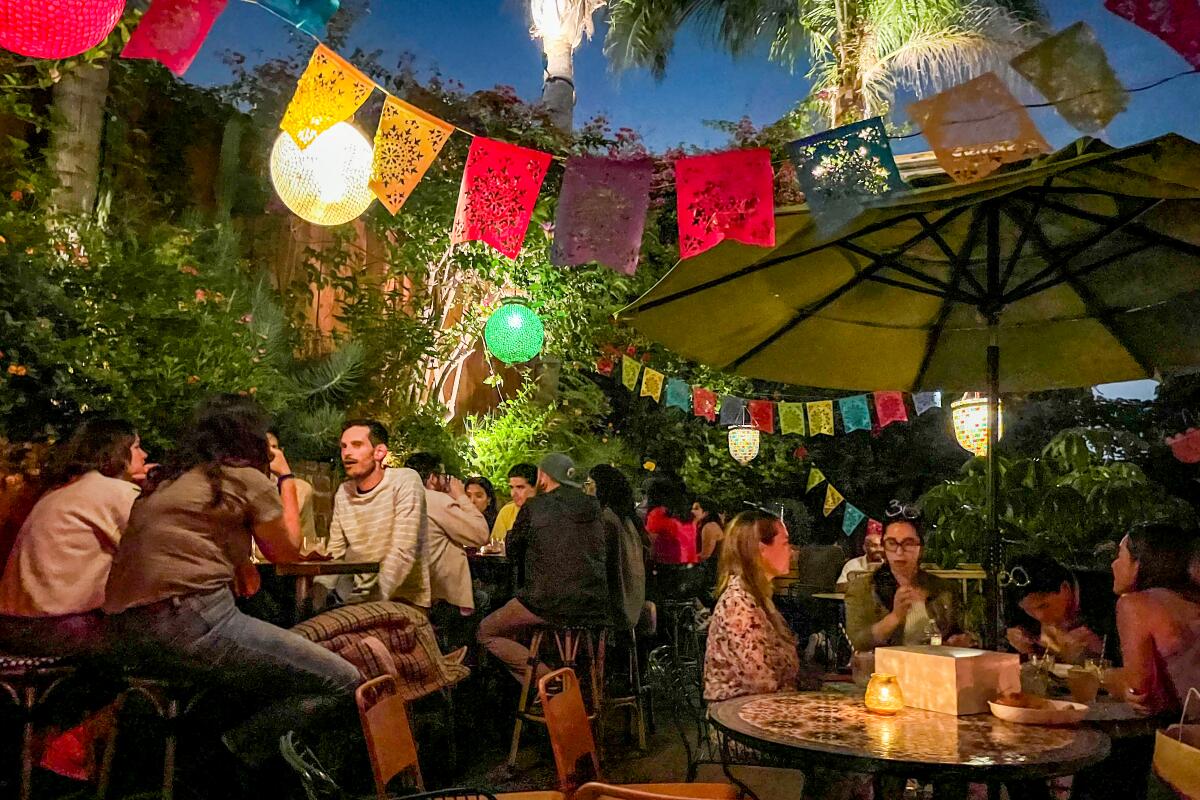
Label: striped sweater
xmin=326 ymin=467 xmax=430 ymax=607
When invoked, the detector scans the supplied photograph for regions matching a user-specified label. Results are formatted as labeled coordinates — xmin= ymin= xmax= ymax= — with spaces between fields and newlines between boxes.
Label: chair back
xmin=575 ymin=782 xmax=727 ymax=800
xmin=356 ymin=673 xmax=425 ymax=800
xmin=537 ymin=667 xmax=601 ymax=792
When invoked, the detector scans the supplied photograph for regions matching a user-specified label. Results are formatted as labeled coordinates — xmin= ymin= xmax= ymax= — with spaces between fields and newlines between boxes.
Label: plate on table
xmin=989 ymin=696 xmax=1088 ymax=726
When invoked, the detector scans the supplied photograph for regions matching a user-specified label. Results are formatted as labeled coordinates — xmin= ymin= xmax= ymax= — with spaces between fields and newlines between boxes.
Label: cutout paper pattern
xmin=596 ymin=355 xmax=615 ymax=377
xmin=641 ymin=368 xmax=665 ymax=402
xmin=789 ymin=118 xmax=906 ymax=228
xmin=806 ymin=467 xmax=826 ymax=492
xmin=281 ymin=45 xmax=374 ymax=149
xmin=621 ymin=356 xmax=641 ymax=392
xmin=693 ymin=387 xmax=718 ymax=422
xmin=867 ymin=519 xmax=883 ymax=538
xmin=839 ymin=395 xmax=872 ymax=433
xmin=1106 ymin=0 xmax=1200 ymax=67
xmin=908 ymin=72 xmax=1050 ymax=184
xmin=807 ymin=401 xmax=835 ymax=436
xmin=1166 ymin=428 xmax=1200 ymax=463
xmin=843 ymin=504 xmax=866 ymax=536
xmin=121 ymin=0 xmax=228 ymax=76
xmin=675 ymin=149 xmax=775 ymax=258
xmin=913 ymin=392 xmax=943 ymax=416
xmin=748 ymin=400 xmax=776 ymax=434
xmin=258 ymin=0 xmax=339 ymax=35
xmin=369 ymin=96 xmax=454 ymax=215
xmin=1011 ymin=22 xmax=1128 ymax=134
xmin=0 ymin=0 xmax=124 ymax=59
xmin=665 ymin=379 xmax=691 ymax=411
xmin=719 ymin=396 xmax=748 ymax=427
xmin=824 ymin=484 xmax=845 ymax=517
xmin=552 ymin=156 xmax=653 ymax=275
xmin=451 ymin=137 xmax=552 ymax=259
xmin=779 ymin=402 xmax=807 ymax=436
xmin=875 ymin=392 xmax=909 ymax=428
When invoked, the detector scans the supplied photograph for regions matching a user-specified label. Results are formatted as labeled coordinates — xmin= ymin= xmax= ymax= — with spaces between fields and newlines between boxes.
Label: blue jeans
xmin=109 ymin=587 xmax=361 ymax=766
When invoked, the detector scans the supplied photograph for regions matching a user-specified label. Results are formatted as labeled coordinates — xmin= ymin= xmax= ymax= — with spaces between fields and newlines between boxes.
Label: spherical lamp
xmin=728 ymin=425 xmax=760 ymax=465
xmin=0 ymin=0 xmax=125 ymax=59
xmin=951 ymin=392 xmax=1003 ymax=457
xmin=484 ymin=299 xmax=544 ymax=364
xmin=270 ymin=122 xmax=374 ymax=226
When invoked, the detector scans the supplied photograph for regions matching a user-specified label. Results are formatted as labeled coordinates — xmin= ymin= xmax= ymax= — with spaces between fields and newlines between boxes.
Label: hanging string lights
xmin=0 ymin=0 xmax=125 ymax=59
xmin=951 ymin=392 xmax=1003 ymax=457
xmin=269 ymin=122 xmax=374 ymax=226
xmin=483 ymin=299 xmax=544 ymax=364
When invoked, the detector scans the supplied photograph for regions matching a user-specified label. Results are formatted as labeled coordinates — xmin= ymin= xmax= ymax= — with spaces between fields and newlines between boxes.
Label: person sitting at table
xmin=703 ymin=510 xmax=800 ymax=702
xmin=464 ymin=476 xmax=499 ymax=530
xmin=645 ymin=476 xmax=697 ymax=565
xmin=477 ymin=453 xmax=609 ymax=684
xmin=845 ymin=503 xmax=973 ymax=651
xmin=835 ymin=523 xmax=885 ymax=592
xmin=692 ymin=496 xmax=725 ymax=563
xmin=102 ymin=394 xmax=361 ymax=776
xmin=319 ymin=419 xmax=430 ymax=610
xmin=1004 ymin=554 xmax=1104 ymax=665
xmin=267 ymin=428 xmax=316 ymax=545
xmin=588 ymin=464 xmax=649 ymax=630
xmin=490 ymin=462 xmax=537 ymax=543
xmin=1111 ymin=522 xmax=1200 ymax=716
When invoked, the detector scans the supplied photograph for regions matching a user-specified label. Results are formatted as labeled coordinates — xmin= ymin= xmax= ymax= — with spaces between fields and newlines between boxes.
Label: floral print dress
xmin=703 ymin=575 xmax=800 ymax=702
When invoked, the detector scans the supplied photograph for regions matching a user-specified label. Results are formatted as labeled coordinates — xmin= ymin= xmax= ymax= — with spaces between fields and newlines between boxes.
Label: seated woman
xmin=703 ymin=510 xmax=799 ymax=702
xmin=692 ymin=496 xmax=724 ymax=563
xmin=1112 ymin=523 xmax=1200 ymax=716
xmin=1004 ymin=555 xmax=1104 ymax=665
xmin=589 ymin=465 xmax=648 ymax=631
xmin=0 ymin=418 xmax=147 ymax=656
xmin=845 ymin=506 xmax=973 ymax=652
xmin=103 ymin=394 xmax=361 ymax=772
xmin=465 ymin=476 xmax=499 ymax=532
xmin=645 ymin=476 xmax=702 ymax=599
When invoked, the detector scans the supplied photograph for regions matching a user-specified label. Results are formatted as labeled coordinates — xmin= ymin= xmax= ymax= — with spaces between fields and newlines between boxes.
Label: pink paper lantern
xmin=0 ymin=0 xmax=125 ymax=59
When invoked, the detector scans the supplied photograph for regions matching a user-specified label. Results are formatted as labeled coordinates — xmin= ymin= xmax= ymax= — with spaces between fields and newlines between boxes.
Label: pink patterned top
xmin=703 ymin=575 xmax=800 ymax=702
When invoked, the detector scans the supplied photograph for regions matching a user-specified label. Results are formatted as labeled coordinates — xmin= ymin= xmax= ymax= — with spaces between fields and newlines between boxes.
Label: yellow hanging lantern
xmin=864 ymin=673 xmax=904 ymax=715
xmin=728 ymin=425 xmax=760 ymax=465
xmin=951 ymin=392 xmax=1003 ymax=457
xmin=270 ymin=122 xmax=374 ymax=226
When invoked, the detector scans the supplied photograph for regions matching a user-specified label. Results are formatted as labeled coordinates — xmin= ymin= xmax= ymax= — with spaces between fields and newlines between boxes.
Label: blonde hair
xmin=715 ymin=510 xmax=794 ymax=642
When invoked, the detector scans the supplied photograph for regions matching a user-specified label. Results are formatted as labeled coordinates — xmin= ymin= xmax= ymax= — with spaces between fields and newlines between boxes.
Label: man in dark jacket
xmin=477 ymin=452 xmax=608 ymax=683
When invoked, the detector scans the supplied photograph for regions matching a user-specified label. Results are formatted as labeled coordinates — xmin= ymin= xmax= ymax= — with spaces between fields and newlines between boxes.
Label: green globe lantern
xmin=484 ymin=299 xmax=544 ymax=364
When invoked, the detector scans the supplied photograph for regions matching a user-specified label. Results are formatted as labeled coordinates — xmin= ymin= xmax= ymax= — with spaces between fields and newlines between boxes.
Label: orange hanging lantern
xmin=0 ymin=0 xmax=125 ymax=59
xmin=951 ymin=392 xmax=1003 ymax=457
xmin=864 ymin=673 xmax=904 ymax=715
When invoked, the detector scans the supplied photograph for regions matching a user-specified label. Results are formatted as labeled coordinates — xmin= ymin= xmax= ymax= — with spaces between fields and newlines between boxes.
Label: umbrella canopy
xmin=623 ymin=135 xmax=1200 ymax=393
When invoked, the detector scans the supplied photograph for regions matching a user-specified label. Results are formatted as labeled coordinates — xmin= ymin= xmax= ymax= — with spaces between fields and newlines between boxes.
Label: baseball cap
xmin=538 ymin=452 xmax=581 ymax=488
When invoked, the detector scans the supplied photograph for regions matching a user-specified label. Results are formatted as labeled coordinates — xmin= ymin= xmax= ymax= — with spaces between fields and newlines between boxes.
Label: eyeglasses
xmin=998 ymin=566 xmax=1031 ymax=588
xmin=885 ymin=500 xmax=921 ymax=520
xmin=882 ymin=539 xmax=921 ymax=553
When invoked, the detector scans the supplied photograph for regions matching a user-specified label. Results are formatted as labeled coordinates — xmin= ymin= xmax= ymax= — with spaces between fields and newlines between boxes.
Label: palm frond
xmin=293 ymin=340 xmax=366 ymax=402
xmin=530 ymin=0 xmax=607 ymax=48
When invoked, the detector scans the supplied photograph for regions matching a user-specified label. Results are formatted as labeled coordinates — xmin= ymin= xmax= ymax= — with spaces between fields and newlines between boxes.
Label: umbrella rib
xmin=1005 ymin=242 xmax=1155 ymax=303
xmin=838 ymin=241 xmax=966 ymax=299
xmin=917 ymin=218 xmax=988 ymax=299
xmin=1039 ymin=199 xmax=1200 ymax=260
xmin=1000 ymin=180 xmax=1054 ymax=293
xmin=863 ymin=274 xmax=950 ymax=298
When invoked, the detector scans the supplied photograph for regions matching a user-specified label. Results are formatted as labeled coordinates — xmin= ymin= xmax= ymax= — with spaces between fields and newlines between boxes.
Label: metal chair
xmin=0 ymin=654 xmax=75 ymax=800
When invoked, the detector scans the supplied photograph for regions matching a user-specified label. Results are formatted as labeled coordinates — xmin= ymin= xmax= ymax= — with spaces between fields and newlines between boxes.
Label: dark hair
xmin=465 ymin=476 xmax=498 ymax=526
xmin=405 ymin=452 xmax=443 ymax=484
xmin=590 ymin=464 xmax=636 ymax=522
xmin=47 ymin=418 xmax=138 ymax=486
xmin=1007 ymin=555 xmax=1075 ymax=603
xmin=507 ymin=463 xmax=538 ymax=486
xmin=645 ymin=475 xmax=690 ymax=521
xmin=873 ymin=515 xmax=927 ymax=609
xmin=1126 ymin=523 xmax=1200 ymax=592
xmin=342 ymin=418 xmax=388 ymax=448
xmin=693 ymin=495 xmax=722 ymax=552
xmin=145 ymin=394 xmax=271 ymax=507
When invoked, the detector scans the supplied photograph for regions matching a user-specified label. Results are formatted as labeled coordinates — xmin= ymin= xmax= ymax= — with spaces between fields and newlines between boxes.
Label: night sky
xmin=189 ymin=0 xmax=1200 ymax=155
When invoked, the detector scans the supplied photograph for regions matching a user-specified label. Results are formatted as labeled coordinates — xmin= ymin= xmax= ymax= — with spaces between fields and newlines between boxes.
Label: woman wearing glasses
xmin=845 ymin=503 xmax=973 ymax=652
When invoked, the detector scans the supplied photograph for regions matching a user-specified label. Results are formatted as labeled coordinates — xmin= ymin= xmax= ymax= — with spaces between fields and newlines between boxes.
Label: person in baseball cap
xmin=537 ymin=452 xmax=581 ymax=489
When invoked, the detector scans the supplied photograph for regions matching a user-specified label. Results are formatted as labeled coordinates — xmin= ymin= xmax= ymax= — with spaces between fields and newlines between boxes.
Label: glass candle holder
xmin=865 ymin=673 xmax=904 ymax=715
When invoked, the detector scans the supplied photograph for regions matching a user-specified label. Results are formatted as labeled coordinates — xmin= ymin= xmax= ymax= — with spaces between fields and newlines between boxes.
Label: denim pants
xmin=110 ymin=587 xmax=361 ymax=766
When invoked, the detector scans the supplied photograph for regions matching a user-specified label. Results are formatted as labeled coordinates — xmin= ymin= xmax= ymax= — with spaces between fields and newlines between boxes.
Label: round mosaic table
xmin=708 ymin=691 xmax=1111 ymax=786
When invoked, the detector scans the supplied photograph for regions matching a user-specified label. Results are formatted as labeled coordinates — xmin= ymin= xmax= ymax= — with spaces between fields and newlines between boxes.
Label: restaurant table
xmin=707 ymin=689 xmax=1111 ymax=795
xmin=267 ymin=560 xmax=380 ymax=623
xmin=811 ymin=592 xmax=846 ymax=602
xmin=466 ymin=549 xmax=517 ymax=609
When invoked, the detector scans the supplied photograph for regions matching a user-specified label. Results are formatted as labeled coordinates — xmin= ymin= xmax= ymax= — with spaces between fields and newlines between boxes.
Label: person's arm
xmin=699 ymin=521 xmax=721 ymax=561
xmin=835 ymin=559 xmax=856 ymax=593
xmin=379 ymin=470 xmax=427 ymax=601
xmin=437 ymin=479 xmax=490 ymax=547
xmin=1116 ymin=593 xmax=1170 ymax=714
xmin=296 ymin=479 xmax=317 ymax=544
xmin=269 ymin=447 xmax=303 ymax=550
xmin=249 ymin=474 xmax=304 ymax=564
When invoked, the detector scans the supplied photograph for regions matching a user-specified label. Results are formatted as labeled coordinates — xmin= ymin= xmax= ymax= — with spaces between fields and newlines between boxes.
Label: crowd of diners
xmin=1 ymin=392 xmax=1198 ymax=798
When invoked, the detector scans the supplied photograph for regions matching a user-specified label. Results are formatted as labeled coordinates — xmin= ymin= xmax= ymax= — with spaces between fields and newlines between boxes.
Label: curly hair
xmin=45 ymin=418 xmax=138 ymax=487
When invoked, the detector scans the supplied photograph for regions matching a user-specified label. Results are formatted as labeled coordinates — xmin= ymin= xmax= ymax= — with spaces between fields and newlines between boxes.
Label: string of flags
xmin=602 ymin=347 xmax=944 ymax=537
xmin=7 ymin=1 xmax=1200 ymax=261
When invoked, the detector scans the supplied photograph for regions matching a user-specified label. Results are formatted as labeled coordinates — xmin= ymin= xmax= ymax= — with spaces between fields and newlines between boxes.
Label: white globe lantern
xmin=728 ymin=425 xmax=760 ymax=465
xmin=270 ymin=122 xmax=374 ymax=226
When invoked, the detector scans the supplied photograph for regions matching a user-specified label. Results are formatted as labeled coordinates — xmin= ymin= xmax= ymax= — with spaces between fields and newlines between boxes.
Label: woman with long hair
xmin=644 ymin=475 xmax=696 ymax=564
xmin=588 ymin=464 xmax=648 ymax=629
xmin=703 ymin=510 xmax=798 ymax=702
xmin=102 ymin=394 xmax=360 ymax=773
xmin=0 ymin=418 xmax=147 ymax=655
xmin=692 ymin=496 xmax=724 ymax=563
xmin=845 ymin=503 xmax=973 ymax=651
xmin=1112 ymin=523 xmax=1200 ymax=715
xmin=464 ymin=476 xmax=499 ymax=531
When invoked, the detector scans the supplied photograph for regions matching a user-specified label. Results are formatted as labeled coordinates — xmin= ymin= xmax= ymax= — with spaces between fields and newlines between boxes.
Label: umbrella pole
xmin=985 ymin=343 xmax=1001 ymax=649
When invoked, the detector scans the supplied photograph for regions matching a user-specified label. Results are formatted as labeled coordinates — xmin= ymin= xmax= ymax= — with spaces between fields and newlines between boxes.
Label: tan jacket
xmin=425 ymin=489 xmax=489 ymax=609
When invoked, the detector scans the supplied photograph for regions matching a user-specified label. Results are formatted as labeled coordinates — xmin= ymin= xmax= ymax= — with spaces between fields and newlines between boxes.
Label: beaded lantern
xmin=270 ymin=122 xmax=374 ymax=226
xmin=727 ymin=425 xmax=760 ymax=465
xmin=865 ymin=673 xmax=904 ymax=715
xmin=0 ymin=0 xmax=125 ymax=59
xmin=951 ymin=392 xmax=1003 ymax=457
xmin=483 ymin=299 xmax=544 ymax=364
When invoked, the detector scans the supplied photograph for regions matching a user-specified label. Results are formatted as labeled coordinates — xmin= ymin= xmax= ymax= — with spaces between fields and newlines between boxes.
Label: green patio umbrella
xmin=623 ymin=134 xmax=1200 ymax=644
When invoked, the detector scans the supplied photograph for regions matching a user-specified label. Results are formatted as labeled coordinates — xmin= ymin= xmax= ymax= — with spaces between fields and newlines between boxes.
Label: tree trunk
xmin=48 ymin=62 xmax=110 ymax=214
xmin=541 ymin=37 xmax=576 ymax=132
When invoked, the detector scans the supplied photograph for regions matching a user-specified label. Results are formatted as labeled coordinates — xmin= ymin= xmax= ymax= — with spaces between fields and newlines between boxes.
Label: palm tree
xmin=604 ymin=0 xmax=1047 ymax=129
xmin=529 ymin=0 xmax=607 ymax=130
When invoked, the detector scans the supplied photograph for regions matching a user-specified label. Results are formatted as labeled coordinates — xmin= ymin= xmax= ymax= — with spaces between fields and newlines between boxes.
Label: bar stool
xmin=96 ymin=677 xmax=204 ymax=800
xmin=0 ymin=654 xmax=76 ymax=800
xmin=507 ymin=626 xmax=606 ymax=768
xmin=602 ymin=627 xmax=647 ymax=750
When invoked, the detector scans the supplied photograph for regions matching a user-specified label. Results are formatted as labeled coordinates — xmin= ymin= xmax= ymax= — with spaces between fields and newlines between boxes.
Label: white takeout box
xmin=875 ymin=645 xmax=1020 ymax=716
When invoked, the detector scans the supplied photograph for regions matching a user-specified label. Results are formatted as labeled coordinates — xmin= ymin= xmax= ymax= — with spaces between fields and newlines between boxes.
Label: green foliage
xmin=920 ymin=429 xmax=1195 ymax=569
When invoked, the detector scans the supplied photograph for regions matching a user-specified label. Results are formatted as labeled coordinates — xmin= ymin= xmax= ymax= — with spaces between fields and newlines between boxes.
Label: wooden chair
xmin=537 ymin=669 xmax=740 ymax=799
xmin=575 ymin=783 xmax=745 ymax=800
